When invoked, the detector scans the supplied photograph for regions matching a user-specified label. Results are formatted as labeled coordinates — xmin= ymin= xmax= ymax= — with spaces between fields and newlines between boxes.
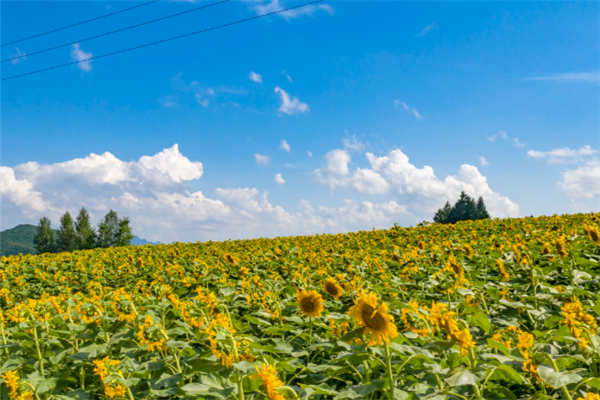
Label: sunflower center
xmin=361 ymin=305 xmax=386 ymax=330
xmin=325 ymin=282 xmax=340 ymax=297
xmin=301 ymin=297 xmax=317 ymax=313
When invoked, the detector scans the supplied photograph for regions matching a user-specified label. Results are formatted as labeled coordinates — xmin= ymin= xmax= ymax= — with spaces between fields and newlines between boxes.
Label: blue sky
xmin=1 ymin=0 xmax=599 ymax=242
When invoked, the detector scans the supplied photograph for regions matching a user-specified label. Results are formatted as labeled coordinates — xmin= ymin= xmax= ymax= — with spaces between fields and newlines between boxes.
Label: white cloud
xmin=342 ymin=135 xmax=365 ymax=152
xmin=488 ymin=131 xmax=508 ymax=143
xmin=250 ymin=0 xmax=334 ymax=20
xmin=275 ymin=86 xmax=309 ymax=115
xmin=2 ymin=144 xmax=519 ymax=242
xmin=307 ymin=151 xmax=313 ymax=157
xmin=479 ymin=156 xmax=489 ymax=166
xmin=10 ymin=47 xmax=26 ymax=65
xmin=394 ymin=100 xmax=423 ymax=120
xmin=249 ymin=71 xmax=262 ymax=83
xmin=254 ymin=153 xmax=270 ymax=166
xmin=71 ymin=43 xmax=93 ymax=72
xmin=525 ymin=72 xmax=600 ymax=83
xmin=527 ymin=145 xmax=597 ymax=165
xmin=558 ymin=159 xmax=600 ymax=200
xmin=274 ymin=173 xmax=285 ymax=185
xmin=280 ymin=140 xmax=291 ymax=152
xmin=513 ymin=138 xmax=526 ymax=148
xmin=415 ymin=23 xmax=436 ymax=37
xmin=314 ymin=147 xmax=519 ymax=218
xmin=282 ymin=71 xmax=293 ymax=83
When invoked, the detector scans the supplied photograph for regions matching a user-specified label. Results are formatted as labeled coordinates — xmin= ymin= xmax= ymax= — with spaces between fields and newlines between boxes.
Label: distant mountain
xmin=130 ymin=236 xmax=160 ymax=246
xmin=0 ymin=224 xmax=158 ymax=256
xmin=0 ymin=224 xmax=38 ymax=256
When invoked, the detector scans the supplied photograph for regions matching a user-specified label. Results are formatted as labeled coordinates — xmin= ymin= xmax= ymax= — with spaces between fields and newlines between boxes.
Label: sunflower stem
xmin=383 ymin=341 xmax=395 ymax=400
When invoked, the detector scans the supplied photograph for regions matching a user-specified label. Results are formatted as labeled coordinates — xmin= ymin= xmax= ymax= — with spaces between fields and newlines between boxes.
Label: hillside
xmin=0 ymin=224 xmax=38 ymax=256
xmin=0 ymin=213 xmax=598 ymax=399
xmin=0 ymin=224 xmax=158 ymax=256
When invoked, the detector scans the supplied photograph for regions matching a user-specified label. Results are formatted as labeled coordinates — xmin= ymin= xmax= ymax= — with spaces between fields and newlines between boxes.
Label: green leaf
xmin=334 ymin=380 xmax=385 ymax=399
xmin=470 ymin=312 xmax=491 ymax=334
xmin=537 ymin=364 xmax=582 ymax=389
xmin=300 ymin=384 xmax=339 ymax=396
xmin=445 ymin=369 xmax=480 ymax=387
xmin=488 ymin=365 xmax=525 ymax=384
xmin=36 ymin=378 xmax=58 ymax=394
xmin=340 ymin=327 xmax=365 ymax=342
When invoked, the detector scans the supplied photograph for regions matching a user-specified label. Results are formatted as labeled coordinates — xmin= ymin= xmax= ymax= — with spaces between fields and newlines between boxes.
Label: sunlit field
xmin=1 ymin=213 xmax=599 ymax=400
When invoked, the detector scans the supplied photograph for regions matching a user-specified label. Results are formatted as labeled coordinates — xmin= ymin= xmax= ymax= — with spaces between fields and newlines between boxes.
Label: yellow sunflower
xmin=348 ymin=291 xmax=398 ymax=344
xmin=297 ymin=290 xmax=324 ymax=318
xmin=323 ymin=277 xmax=343 ymax=300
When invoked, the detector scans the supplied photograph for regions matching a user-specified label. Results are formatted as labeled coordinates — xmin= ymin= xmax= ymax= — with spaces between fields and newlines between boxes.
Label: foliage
xmin=434 ymin=191 xmax=490 ymax=224
xmin=75 ymin=208 xmax=96 ymax=250
xmin=55 ymin=211 xmax=77 ymax=253
xmin=0 ymin=213 xmax=599 ymax=400
xmin=96 ymin=210 xmax=134 ymax=248
xmin=0 ymin=225 xmax=37 ymax=257
xmin=34 ymin=217 xmax=56 ymax=255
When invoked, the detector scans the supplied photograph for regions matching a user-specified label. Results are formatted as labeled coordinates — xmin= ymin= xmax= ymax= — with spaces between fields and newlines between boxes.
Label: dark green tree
xmin=474 ymin=196 xmax=490 ymax=220
xmin=115 ymin=216 xmax=134 ymax=247
xmin=75 ymin=207 xmax=96 ymax=250
xmin=34 ymin=217 xmax=55 ymax=254
xmin=433 ymin=201 xmax=452 ymax=224
xmin=434 ymin=192 xmax=491 ymax=224
xmin=97 ymin=210 xmax=134 ymax=248
xmin=56 ymin=211 xmax=77 ymax=252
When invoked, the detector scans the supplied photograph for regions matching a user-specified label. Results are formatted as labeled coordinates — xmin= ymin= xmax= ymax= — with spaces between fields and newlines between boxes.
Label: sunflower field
xmin=1 ymin=213 xmax=600 ymax=400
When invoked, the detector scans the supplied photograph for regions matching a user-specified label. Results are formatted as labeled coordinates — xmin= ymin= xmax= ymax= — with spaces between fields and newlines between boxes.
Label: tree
xmin=433 ymin=201 xmax=452 ymax=224
xmin=474 ymin=196 xmax=490 ymax=220
xmin=433 ymin=192 xmax=491 ymax=224
xmin=34 ymin=217 xmax=55 ymax=254
xmin=97 ymin=210 xmax=134 ymax=248
xmin=56 ymin=211 xmax=77 ymax=252
xmin=75 ymin=207 xmax=96 ymax=250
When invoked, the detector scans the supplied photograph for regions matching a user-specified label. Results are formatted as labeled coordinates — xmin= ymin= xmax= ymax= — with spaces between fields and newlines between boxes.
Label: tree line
xmin=433 ymin=191 xmax=491 ymax=224
xmin=34 ymin=208 xmax=134 ymax=254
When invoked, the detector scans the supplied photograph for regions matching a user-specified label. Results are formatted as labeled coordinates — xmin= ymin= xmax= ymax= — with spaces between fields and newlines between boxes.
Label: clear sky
xmin=1 ymin=0 xmax=599 ymax=242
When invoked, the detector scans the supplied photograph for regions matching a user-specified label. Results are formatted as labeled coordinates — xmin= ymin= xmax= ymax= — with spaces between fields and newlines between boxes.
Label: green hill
xmin=0 ymin=224 xmax=158 ymax=256
xmin=0 ymin=224 xmax=39 ymax=256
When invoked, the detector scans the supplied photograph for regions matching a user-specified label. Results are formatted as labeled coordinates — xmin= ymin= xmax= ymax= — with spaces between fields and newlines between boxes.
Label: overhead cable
xmin=1 ymin=0 xmax=161 ymax=47
xmin=2 ymin=0 xmax=231 ymax=64
xmin=2 ymin=0 xmax=325 ymax=82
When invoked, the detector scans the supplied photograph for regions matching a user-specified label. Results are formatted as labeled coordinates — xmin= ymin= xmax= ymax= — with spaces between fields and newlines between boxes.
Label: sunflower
xmin=323 ymin=277 xmax=343 ymax=300
xmin=296 ymin=290 xmax=324 ymax=318
xmin=348 ymin=291 xmax=398 ymax=344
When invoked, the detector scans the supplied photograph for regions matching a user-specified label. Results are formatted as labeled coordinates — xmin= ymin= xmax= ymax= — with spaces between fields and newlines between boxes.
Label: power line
xmin=1 ymin=0 xmax=161 ymax=48
xmin=2 ymin=0 xmax=325 ymax=82
xmin=2 ymin=0 xmax=231 ymax=64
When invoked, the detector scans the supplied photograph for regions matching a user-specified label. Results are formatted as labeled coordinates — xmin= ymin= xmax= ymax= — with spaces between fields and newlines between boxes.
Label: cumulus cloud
xmin=394 ymin=100 xmax=423 ymax=120
xmin=71 ymin=43 xmax=93 ymax=72
xmin=274 ymin=173 xmax=285 ymax=185
xmin=415 ymin=23 xmax=436 ymax=37
xmin=254 ymin=154 xmax=270 ymax=166
xmin=488 ymin=131 xmax=508 ymax=143
xmin=558 ymin=159 xmax=600 ymax=200
xmin=275 ymin=86 xmax=309 ymax=115
xmin=314 ymin=147 xmax=519 ymax=218
xmin=249 ymin=71 xmax=262 ymax=83
xmin=527 ymin=145 xmax=597 ymax=164
xmin=479 ymin=156 xmax=489 ymax=166
xmin=2 ymin=145 xmax=422 ymax=241
xmin=280 ymin=140 xmax=291 ymax=152
xmin=250 ymin=0 xmax=334 ymax=20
